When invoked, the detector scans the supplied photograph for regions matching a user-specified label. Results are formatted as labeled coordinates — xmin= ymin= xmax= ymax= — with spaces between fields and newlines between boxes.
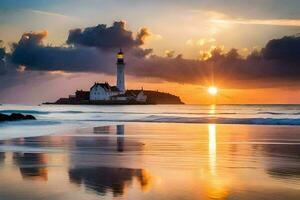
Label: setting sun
xmin=208 ymin=86 xmax=218 ymax=96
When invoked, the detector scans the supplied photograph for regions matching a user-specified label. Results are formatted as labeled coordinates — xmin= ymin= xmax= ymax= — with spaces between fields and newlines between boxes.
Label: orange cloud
xmin=211 ymin=18 xmax=300 ymax=27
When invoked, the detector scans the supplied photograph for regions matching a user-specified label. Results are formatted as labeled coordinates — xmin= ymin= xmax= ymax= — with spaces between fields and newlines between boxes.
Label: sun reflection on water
xmin=209 ymin=104 xmax=216 ymax=115
xmin=207 ymin=123 xmax=230 ymax=199
xmin=208 ymin=124 xmax=217 ymax=176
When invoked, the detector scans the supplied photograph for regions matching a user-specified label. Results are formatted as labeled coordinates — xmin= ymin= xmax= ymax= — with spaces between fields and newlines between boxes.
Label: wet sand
xmin=0 ymin=123 xmax=299 ymax=200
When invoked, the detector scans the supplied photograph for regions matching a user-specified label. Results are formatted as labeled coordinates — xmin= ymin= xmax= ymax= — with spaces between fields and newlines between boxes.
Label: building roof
xmin=90 ymin=82 xmax=120 ymax=92
xmin=76 ymin=90 xmax=90 ymax=94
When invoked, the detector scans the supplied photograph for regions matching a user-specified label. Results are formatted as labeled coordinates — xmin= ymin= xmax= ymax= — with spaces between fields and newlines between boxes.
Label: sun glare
xmin=208 ymin=86 xmax=218 ymax=96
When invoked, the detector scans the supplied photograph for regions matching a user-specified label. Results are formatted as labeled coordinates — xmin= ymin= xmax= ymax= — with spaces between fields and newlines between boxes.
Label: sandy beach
xmin=0 ymin=122 xmax=299 ymax=200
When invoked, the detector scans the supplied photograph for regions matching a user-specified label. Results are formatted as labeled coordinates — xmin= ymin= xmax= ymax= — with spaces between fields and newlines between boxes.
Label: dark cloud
xmin=0 ymin=59 xmax=5 ymax=75
xmin=0 ymin=48 xmax=5 ymax=60
xmin=262 ymin=35 xmax=300 ymax=61
xmin=0 ymin=41 xmax=7 ymax=75
xmin=67 ymin=21 xmax=150 ymax=50
xmin=11 ymin=31 xmax=114 ymax=73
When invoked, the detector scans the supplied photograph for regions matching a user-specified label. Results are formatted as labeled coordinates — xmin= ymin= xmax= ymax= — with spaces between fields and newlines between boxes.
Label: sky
xmin=0 ymin=0 xmax=300 ymax=104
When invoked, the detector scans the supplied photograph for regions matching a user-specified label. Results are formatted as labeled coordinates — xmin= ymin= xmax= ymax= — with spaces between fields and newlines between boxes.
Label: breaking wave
xmin=0 ymin=109 xmax=237 ymax=115
xmin=0 ymin=110 xmax=50 ymax=115
xmin=132 ymin=115 xmax=300 ymax=125
xmin=257 ymin=112 xmax=300 ymax=115
xmin=0 ymin=110 xmax=86 ymax=114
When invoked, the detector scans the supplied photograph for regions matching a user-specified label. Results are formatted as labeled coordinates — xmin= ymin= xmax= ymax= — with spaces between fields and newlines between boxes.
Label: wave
xmin=0 ymin=109 xmax=237 ymax=115
xmin=258 ymin=111 xmax=300 ymax=115
xmin=0 ymin=110 xmax=50 ymax=114
xmin=134 ymin=115 xmax=300 ymax=125
xmin=0 ymin=110 xmax=86 ymax=114
xmin=0 ymin=120 xmax=61 ymax=126
xmin=58 ymin=111 xmax=84 ymax=114
xmin=82 ymin=115 xmax=300 ymax=125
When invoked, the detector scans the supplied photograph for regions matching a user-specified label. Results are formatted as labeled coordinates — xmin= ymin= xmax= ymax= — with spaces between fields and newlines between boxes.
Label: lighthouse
xmin=116 ymin=49 xmax=125 ymax=93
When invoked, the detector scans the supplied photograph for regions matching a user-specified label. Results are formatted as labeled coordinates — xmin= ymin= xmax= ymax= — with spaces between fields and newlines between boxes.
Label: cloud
xmin=0 ymin=47 xmax=5 ymax=60
xmin=262 ymin=36 xmax=300 ymax=61
xmin=10 ymin=21 xmax=153 ymax=73
xmin=11 ymin=31 xmax=118 ymax=73
xmin=164 ymin=50 xmax=175 ymax=58
xmin=127 ymin=35 xmax=300 ymax=88
xmin=5 ymin=21 xmax=300 ymax=90
xmin=0 ymin=41 xmax=7 ymax=75
xmin=185 ymin=38 xmax=216 ymax=47
xmin=211 ymin=18 xmax=300 ymax=27
xmin=67 ymin=21 xmax=151 ymax=50
xmin=0 ymin=59 xmax=5 ymax=75
xmin=27 ymin=9 xmax=78 ymax=21
xmin=136 ymin=28 xmax=151 ymax=45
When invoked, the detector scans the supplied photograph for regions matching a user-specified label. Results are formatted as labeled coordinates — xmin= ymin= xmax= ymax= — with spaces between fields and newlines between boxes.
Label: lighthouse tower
xmin=116 ymin=49 xmax=125 ymax=93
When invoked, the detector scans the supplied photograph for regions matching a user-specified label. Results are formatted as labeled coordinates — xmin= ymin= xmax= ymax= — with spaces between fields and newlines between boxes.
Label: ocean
xmin=0 ymin=104 xmax=299 ymax=199
xmin=1 ymin=104 xmax=300 ymax=139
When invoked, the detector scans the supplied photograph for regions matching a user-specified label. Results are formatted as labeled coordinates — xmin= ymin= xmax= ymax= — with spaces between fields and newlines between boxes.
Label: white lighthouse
xmin=89 ymin=49 xmax=146 ymax=102
xmin=116 ymin=49 xmax=125 ymax=93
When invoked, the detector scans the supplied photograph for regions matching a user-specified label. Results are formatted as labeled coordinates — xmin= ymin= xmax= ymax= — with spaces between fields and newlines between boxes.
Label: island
xmin=44 ymin=89 xmax=184 ymax=105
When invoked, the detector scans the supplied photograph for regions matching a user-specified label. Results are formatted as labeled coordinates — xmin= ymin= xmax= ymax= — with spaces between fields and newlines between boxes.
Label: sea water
xmin=1 ymin=104 xmax=300 ymax=139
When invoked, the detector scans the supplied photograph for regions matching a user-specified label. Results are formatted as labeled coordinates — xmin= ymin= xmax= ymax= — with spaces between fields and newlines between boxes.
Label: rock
xmin=0 ymin=113 xmax=36 ymax=122
xmin=10 ymin=113 xmax=26 ymax=120
xmin=0 ymin=113 xmax=10 ymax=121
xmin=24 ymin=115 xmax=36 ymax=120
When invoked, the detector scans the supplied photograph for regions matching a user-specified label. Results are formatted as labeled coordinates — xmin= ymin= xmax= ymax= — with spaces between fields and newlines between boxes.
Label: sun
xmin=208 ymin=86 xmax=218 ymax=96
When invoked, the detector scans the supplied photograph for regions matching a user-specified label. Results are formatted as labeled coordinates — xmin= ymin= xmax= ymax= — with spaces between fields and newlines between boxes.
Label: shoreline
xmin=1 ymin=121 xmax=300 ymax=142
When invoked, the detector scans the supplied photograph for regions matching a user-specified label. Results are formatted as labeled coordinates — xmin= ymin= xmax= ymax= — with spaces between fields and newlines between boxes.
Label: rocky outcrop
xmin=0 ymin=113 xmax=36 ymax=122
xmin=126 ymin=90 xmax=184 ymax=104
xmin=45 ymin=89 xmax=184 ymax=105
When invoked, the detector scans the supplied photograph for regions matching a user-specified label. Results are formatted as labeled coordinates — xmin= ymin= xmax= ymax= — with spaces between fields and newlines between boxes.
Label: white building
xmin=90 ymin=82 xmax=120 ymax=100
xmin=136 ymin=90 xmax=147 ymax=103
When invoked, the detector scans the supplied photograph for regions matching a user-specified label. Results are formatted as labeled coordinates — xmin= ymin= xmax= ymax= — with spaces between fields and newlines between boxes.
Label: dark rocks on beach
xmin=0 ymin=113 xmax=36 ymax=122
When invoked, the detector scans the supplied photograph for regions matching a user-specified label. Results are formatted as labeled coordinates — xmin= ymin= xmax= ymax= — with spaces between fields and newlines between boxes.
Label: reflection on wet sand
xmin=69 ymin=125 xmax=151 ymax=196
xmin=13 ymin=153 xmax=48 ymax=181
xmin=268 ymin=168 xmax=300 ymax=179
xmin=263 ymin=141 xmax=300 ymax=180
xmin=93 ymin=126 xmax=111 ymax=134
xmin=72 ymin=124 xmax=142 ymax=154
xmin=0 ymin=152 xmax=5 ymax=164
xmin=69 ymin=167 xmax=152 ymax=196
xmin=117 ymin=125 xmax=125 ymax=152
xmin=0 ymin=123 xmax=299 ymax=199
